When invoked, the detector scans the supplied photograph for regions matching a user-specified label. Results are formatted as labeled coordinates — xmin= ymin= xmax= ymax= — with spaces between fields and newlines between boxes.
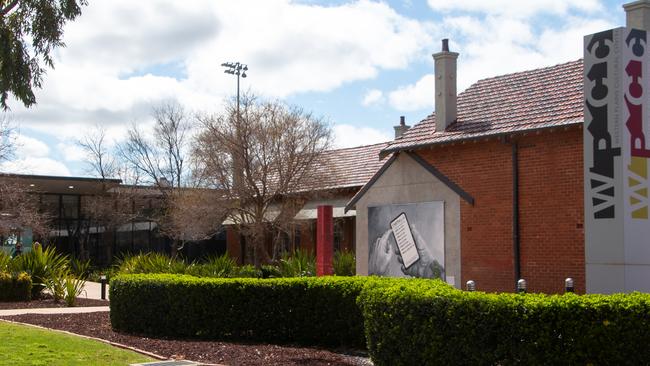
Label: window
xmin=61 ymin=195 xmax=79 ymax=219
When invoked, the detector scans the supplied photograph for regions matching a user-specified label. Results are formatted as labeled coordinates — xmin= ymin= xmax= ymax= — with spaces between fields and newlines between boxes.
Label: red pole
xmin=316 ymin=205 xmax=334 ymax=276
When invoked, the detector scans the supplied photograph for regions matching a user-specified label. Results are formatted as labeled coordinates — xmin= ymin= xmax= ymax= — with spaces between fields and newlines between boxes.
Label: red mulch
xmin=0 ymin=295 xmax=108 ymax=309
xmin=0 ymin=312 xmax=372 ymax=366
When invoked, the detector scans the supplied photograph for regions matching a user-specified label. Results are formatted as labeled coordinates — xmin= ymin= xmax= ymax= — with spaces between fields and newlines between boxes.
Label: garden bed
xmin=0 ymin=312 xmax=372 ymax=366
xmin=0 ymin=294 xmax=108 ymax=309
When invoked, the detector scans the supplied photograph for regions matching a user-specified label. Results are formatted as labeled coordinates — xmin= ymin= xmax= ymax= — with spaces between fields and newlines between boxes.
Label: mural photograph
xmin=368 ymin=202 xmax=444 ymax=279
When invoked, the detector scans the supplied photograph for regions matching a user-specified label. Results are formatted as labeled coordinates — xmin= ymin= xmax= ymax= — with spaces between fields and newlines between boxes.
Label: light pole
xmin=221 ymin=62 xmax=248 ymax=122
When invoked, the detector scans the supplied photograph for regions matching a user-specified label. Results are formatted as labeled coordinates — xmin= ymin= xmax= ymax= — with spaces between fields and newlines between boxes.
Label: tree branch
xmin=0 ymin=0 xmax=19 ymax=17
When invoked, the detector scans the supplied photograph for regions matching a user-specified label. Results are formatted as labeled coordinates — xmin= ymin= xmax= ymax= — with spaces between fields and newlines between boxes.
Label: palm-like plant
xmin=333 ymin=250 xmax=356 ymax=276
xmin=194 ymin=254 xmax=237 ymax=277
xmin=64 ymin=275 xmax=86 ymax=307
xmin=0 ymin=251 xmax=10 ymax=272
xmin=11 ymin=244 xmax=69 ymax=297
xmin=115 ymin=252 xmax=187 ymax=274
xmin=278 ymin=249 xmax=315 ymax=277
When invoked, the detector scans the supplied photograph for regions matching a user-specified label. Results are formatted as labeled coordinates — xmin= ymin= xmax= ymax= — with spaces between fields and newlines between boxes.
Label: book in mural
xmin=368 ymin=202 xmax=444 ymax=279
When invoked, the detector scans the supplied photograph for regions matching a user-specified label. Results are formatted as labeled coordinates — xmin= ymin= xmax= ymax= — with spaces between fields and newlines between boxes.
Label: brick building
xmin=347 ymin=45 xmax=586 ymax=293
xmin=224 ymin=142 xmax=388 ymax=264
xmin=346 ymin=1 xmax=650 ymax=295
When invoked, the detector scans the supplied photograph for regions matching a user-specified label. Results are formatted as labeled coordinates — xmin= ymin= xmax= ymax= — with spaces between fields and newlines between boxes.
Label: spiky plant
xmin=63 ymin=275 xmax=86 ymax=307
xmin=333 ymin=250 xmax=356 ymax=276
xmin=278 ymin=249 xmax=315 ymax=277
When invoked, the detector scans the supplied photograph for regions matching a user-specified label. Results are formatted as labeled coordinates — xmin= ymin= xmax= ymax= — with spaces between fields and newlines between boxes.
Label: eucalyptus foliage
xmin=0 ymin=0 xmax=87 ymax=109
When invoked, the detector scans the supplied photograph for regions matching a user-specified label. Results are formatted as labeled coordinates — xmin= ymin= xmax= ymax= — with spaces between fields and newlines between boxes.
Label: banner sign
xmin=584 ymin=27 xmax=650 ymax=293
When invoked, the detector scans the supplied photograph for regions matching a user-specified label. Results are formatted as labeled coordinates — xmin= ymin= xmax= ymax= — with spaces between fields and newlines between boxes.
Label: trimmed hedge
xmin=110 ymin=274 xmax=650 ymax=364
xmin=358 ymin=281 xmax=650 ymax=365
xmin=110 ymin=274 xmax=399 ymax=348
xmin=0 ymin=272 xmax=32 ymax=301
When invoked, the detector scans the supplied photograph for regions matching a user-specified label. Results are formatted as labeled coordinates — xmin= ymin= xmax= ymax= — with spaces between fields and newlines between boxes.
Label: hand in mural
xmin=368 ymin=228 xmax=396 ymax=275
xmin=394 ymin=227 xmax=443 ymax=279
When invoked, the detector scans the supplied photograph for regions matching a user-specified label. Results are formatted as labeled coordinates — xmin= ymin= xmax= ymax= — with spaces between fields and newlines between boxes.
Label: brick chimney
xmin=394 ymin=116 xmax=410 ymax=139
xmin=624 ymin=0 xmax=650 ymax=30
xmin=433 ymin=39 xmax=458 ymax=132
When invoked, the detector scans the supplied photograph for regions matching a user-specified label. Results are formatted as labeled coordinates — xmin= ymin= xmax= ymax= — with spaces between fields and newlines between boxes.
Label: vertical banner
xmin=584 ymin=27 xmax=650 ymax=293
xmin=623 ymin=28 xmax=650 ymax=289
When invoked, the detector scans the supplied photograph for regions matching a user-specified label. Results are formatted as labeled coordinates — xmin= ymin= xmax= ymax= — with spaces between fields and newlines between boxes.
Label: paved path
xmin=0 ymin=281 xmax=110 ymax=316
xmin=81 ymin=281 xmax=110 ymax=300
xmin=0 ymin=306 xmax=109 ymax=316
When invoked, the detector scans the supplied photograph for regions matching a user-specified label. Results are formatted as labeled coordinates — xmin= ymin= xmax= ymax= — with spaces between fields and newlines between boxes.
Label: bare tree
xmin=117 ymin=102 xmax=204 ymax=256
xmin=77 ymin=125 xmax=117 ymax=179
xmin=194 ymin=94 xmax=332 ymax=265
xmin=159 ymin=188 xmax=228 ymax=253
xmin=118 ymin=102 xmax=191 ymax=190
xmin=0 ymin=113 xmax=15 ymax=163
xmin=0 ymin=116 xmax=48 ymax=245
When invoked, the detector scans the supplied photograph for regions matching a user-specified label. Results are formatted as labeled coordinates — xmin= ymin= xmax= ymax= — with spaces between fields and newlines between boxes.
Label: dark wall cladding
xmin=29 ymin=191 xmax=226 ymax=266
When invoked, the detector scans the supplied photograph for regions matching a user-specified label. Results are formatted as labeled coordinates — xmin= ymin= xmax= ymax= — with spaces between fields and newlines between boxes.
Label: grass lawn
xmin=0 ymin=320 xmax=154 ymax=366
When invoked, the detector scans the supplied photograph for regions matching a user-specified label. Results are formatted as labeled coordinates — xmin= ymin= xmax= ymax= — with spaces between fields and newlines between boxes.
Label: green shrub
xmin=186 ymin=254 xmax=237 ymax=278
xmin=45 ymin=267 xmax=68 ymax=302
xmin=0 ymin=251 xmax=10 ymax=272
xmin=278 ymin=249 xmax=315 ymax=277
xmin=64 ymin=276 xmax=86 ymax=307
xmin=110 ymin=274 xmax=383 ymax=348
xmin=260 ymin=264 xmax=282 ymax=278
xmin=358 ymin=281 xmax=650 ymax=366
xmin=115 ymin=252 xmax=188 ymax=275
xmin=333 ymin=250 xmax=355 ymax=276
xmin=235 ymin=264 xmax=261 ymax=278
xmin=11 ymin=245 xmax=69 ymax=297
xmin=0 ymin=271 xmax=32 ymax=301
xmin=88 ymin=267 xmax=117 ymax=283
xmin=69 ymin=257 xmax=91 ymax=280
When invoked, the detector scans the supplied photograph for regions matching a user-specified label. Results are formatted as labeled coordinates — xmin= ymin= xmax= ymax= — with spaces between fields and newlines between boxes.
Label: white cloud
xmin=0 ymin=133 xmax=71 ymax=176
xmin=450 ymin=16 xmax=614 ymax=92
xmin=13 ymin=134 xmax=50 ymax=159
xmin=333 ymin=124 xmax=391 ymax=148
xmin=427 ymin=0 xmax=603 ymax=18
xmin=362 ymin=89 xmax=384 ymax=106
xmin=3 ymin=0 xmax=437 ymax=177
xmin=388 ymin=74 xmax=434 ymax=111
xmin=1 ymin=158 xmax=71 ymax=176
xmin=387 ymin=6 xmax=614 ymax=112
xmin=56 ymin=142 xmax=86 ymax=162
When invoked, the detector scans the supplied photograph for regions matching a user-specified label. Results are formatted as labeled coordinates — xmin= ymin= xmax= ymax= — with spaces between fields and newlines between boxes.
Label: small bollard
xmin=517 ymin=278 xmax=527 ymax=294
xmin=565 ymin=277 xmax=574 ymax=293
xmin=466 ymin=280 xmax=476 ymax=292
xmin=100 ymin=274 xmax=107 ymax=300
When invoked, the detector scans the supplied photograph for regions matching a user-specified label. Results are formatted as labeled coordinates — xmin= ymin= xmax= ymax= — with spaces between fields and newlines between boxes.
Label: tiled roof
xmin=382 ymin=59 xmax=584 ymax=154
xmin=317 ymin=142 xmax=389 ymax=190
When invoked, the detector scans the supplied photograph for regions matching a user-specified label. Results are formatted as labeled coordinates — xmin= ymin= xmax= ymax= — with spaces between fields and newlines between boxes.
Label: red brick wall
xmin=518 ymin=128 xmax=584 ymax=294
xmin=416 ymin=126 xmax=584 ymax=293
xmin=226 ymin=227 xmax=242 ymax=265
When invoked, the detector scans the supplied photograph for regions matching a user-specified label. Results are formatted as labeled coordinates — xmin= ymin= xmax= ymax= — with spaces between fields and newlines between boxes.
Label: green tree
xmin=0 ymin=0 xmax=87 ymax=109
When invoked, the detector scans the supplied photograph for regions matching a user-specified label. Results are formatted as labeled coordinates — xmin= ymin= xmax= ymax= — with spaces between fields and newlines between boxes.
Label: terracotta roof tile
xmin=382 ymin=59 xmax=584 ymax=153
xmin=315 ymin=142 xmax=389 ymax=190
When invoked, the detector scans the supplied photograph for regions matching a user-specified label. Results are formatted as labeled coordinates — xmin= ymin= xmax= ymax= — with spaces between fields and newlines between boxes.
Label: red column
xmin=316 ymin=205 xmax=334 ymax=276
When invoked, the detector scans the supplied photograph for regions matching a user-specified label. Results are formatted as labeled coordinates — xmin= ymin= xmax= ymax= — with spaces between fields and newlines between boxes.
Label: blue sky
xmin=0 ymin=0 xmax=627 ymax=177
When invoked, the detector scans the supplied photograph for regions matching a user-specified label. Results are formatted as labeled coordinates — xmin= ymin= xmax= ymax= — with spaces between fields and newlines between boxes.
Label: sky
xmin=0 ymin=0 xmax=627 ymax=177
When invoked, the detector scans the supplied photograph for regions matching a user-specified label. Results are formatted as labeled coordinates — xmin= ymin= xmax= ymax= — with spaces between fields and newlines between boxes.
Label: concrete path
xmin=0 ymin=306 xmax=109 ymax=316
xmin=0 ymin=281 xmax=110 ymax=316
xmin=80 ymin=281 xmax=110 ymax=300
